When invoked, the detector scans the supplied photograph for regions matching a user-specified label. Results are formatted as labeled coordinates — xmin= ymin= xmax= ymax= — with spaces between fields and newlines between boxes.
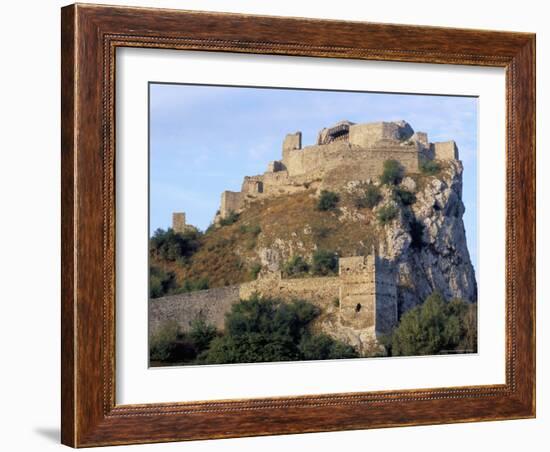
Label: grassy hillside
xmin=150 ymin=160 xmax=446 ymax=297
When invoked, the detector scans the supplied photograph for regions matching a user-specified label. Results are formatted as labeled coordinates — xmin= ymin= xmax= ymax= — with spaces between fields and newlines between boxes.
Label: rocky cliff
xmin=380 ymin=160 xmax=477 ymax=315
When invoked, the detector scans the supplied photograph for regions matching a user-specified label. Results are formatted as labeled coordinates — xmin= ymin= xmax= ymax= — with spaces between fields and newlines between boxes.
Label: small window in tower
xmin=355 ymin=303 xmax=362 ymax=313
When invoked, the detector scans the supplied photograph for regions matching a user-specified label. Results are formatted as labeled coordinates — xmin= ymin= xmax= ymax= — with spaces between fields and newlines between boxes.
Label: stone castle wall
xmin=220 ymin=191 xmax=244 ymax=218
xmin=215 ymin=120 xmax=459 ymax=221
xmin=149 ymin=285 xmax=240 ymax=336
xmin=239 ymin=273 xmax=340 ymax=309
xmin=150 ymin=255 xmax=398 ymax=354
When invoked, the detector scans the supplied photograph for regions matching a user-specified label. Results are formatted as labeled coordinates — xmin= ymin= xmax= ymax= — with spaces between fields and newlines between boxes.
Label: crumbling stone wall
xmin=239 ymin=273 xmax=340 ymax=309
xmin=172 ymin=212 xmax=198 ymax=234
xmin=348 ymin=121 xmax=414 ymax=148
xmin=431 ymin=141 xmax=458 ymax=160
xmin=220 ymin=190 xmax=244 ymax=218
xmin=216 ymin=120 xmax=460 ymax=220
xmin=282 ymin=131 xmax=302 ymax=163
xmin=149 ymin=285 xmax=240 ymax=336
xmin=150 ymin=255 xmax=398 ymax=355
xmin=172 ymin=212 xmax=187 ymax=233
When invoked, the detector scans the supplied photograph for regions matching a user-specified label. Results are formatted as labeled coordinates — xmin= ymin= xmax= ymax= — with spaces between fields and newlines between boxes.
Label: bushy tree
xmin=377 ymin=204 xmax=399 ymax=225
xmin=250 ymin=263 xmax=262 ymax=279
xmin=149 ymin=321 xmax=179 ymax=361
xmin=149 ymin=228 xmax=201 ymax=261
xmin=149 ymin=266 xmax=178 ymax=298
xmin=312 ymin=249 xmax=338 ymax=276
xmin=299 ymin=333 xmax=358 ymax=360
xmin=420 ymin=160 xmax=441 ymax=175
xmin=178 ymin=277 xmax=209 ymax=293
xmin=219 ymin=210 xmax=240 ymax=226
xmin=391 ymin=292 xmax=477 ymax=356
xmin=393 ymin=187 xmax=416 ymax=206
xmin=354 ymin=184 xmax=382 ymax=209
xmin=202 ymin=296 xmax=358 ymax=364
xmin=380 ymin=159 xmax=403 ymax=185
xmin=283 ymin=255 xmax=310 ymax=277
xmin=317 ymin=190 xmax=340 ymax=211
xmin=189 ymin=316 xmax=218 ymax=354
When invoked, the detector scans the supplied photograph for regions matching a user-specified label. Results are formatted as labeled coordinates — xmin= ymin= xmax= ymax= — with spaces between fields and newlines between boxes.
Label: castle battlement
xmin=217 ymin=120 xmax=459 ymax=220
xmin=151 ymin=252 xmax=398 ymax=356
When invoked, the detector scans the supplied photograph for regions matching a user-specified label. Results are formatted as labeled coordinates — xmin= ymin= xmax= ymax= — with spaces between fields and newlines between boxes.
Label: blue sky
xmin=149 ymin=83 xmax=478 ymax=273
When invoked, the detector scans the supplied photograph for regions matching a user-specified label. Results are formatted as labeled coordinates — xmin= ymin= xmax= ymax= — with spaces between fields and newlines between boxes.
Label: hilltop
xmin=149 ymin=119 xmax=477 ymax=357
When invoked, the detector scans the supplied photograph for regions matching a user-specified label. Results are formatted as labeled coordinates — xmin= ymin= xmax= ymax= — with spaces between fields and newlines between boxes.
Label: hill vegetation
xmin=149 ymin=159 xmax=450 ymax=298
xmin=150 ymin=295 xmax=358 ymax=365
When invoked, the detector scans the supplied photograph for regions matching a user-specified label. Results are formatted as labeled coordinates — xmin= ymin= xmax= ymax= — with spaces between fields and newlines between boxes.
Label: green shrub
xmin=299 ymin=333 xmax=358 ymax=360
xmin=250 ymin=263 xmax=262 ymax=279
xmin=377 ymin=204 xmax=399 ymax=225
xmin=317 ymin=190 xmax=340 ymax=211
xmin=391 ymin=292 xmax=477 ymax=356
xmin=201 ymin=296 xmax=358 ymax=364
xmin=219 ymin=210 xmax=240 ymax=226
xmin=380 ymin=160 xmax=403 ymax=185
xmin=283 ymin=255 xmax=310 ymax=277
xmin=354 ymin=184 xmax=382 ymax=209
xmin=149 ymin=267 xmax=178 ymax=298
xmin=149 ymin=228 xmax=201 ymax=261
xmin=176 ymin=277 xmax=209 ymax=293
xmin=420 ymin=160 xmax=441 ymax=175
xmin=189 ymin=317 xmax=217 ymax=354
xmin=240 ymin=223 xmax=261 ymax=236
xmin=393 ymin=187 xmax=416 ymax=206
xmin=149 ymin=321 xmax=179 ymax=361
xmin=312 ymin=249 xmax=338 ymax=276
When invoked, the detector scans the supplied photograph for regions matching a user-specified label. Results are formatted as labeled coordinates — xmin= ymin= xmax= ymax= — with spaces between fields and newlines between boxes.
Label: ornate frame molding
xmin=61 ymin=4 xmax=535 ymax=447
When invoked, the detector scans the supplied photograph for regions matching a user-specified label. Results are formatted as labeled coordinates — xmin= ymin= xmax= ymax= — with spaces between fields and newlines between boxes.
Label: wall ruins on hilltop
xmin=216 ymin=119 xmax=459 ymax=220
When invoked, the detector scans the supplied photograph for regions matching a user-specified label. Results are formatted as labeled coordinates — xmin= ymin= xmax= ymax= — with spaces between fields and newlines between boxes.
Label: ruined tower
xmin=338 ymin=254 xmax=397 ymax=345
xmin=172 ymin=212 xmax=196 ymax=234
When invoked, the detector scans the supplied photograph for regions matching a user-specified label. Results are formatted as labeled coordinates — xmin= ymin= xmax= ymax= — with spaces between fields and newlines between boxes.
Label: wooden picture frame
xmin=61 ymin=3 xmax=535 ymax=447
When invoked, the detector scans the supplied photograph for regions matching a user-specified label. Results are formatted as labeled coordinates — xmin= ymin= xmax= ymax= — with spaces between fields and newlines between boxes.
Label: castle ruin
xmin=151 ymin=252 xmax=398 ymax=355
xmin=172 ymin=212 xmax=197 ymax=234
xmin=152 ymin=119 xmax=471 ymax=357
xmin=216 ymin=119 xmax=458 ymax=220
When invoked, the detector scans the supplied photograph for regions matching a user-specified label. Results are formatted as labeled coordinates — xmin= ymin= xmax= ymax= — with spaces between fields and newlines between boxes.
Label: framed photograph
xmin=61 ymin=3 xmax=535 ymax=447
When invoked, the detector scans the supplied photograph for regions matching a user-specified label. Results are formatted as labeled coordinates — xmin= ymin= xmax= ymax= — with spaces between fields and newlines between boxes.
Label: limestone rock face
xmin=379 ymin=159 xmax=477 ymax=315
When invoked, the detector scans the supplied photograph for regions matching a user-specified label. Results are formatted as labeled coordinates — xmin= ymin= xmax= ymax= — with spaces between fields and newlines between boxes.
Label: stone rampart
xmin=150 ymin=254 xmax=398 ymax=355
xmin=348 ymin=121 xmax=414 ymax=148
xmin=220 ymin=190 xmax=244 ymax=218
xmin=215 ymin=120 xmax=460 ymax=219
xmin=239 ymin=273 xmax=340 ymax=309
xmin=149 ymin=285 xmax=240 ymax=336
xmin=431 ymin=141 xmax=458 ymax=160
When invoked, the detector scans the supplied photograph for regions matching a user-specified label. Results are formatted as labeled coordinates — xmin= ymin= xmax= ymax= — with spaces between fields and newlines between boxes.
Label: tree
xmin=202 ymin=296 xmax=358 ymax=364
xmin=299 ymin=333 xmax=358 ymax=360
xmin=377 ymin=204 xmax=399 ymax=225
xmin=219 ymin=210 xmax=240 ymax=226
xmin=149 ymin=266 xmax=178 ymax=298
xmin=354 ymin=184 xmax=382 ymax=209
xmin=391 ymin=292 xmax=477 ymax=356
xmin=380 ymin=159 xmax=403 ymax=185
xmin=317 ymin=190 xmax=340 ymax=211
xmin=149 ymin=227 xmax=201 ymax=261
xmin=189 ymin=316 xmax=218 ymax=354
xmin=393 ymin=187 xmax=416 ymax=206
xmin=420 ymin=160 xmax=441 ymax=175
xmin=283 ymin=255 xmax=310 ymax=277
xmin=312 ymin=249 xmax=338 ymax=276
